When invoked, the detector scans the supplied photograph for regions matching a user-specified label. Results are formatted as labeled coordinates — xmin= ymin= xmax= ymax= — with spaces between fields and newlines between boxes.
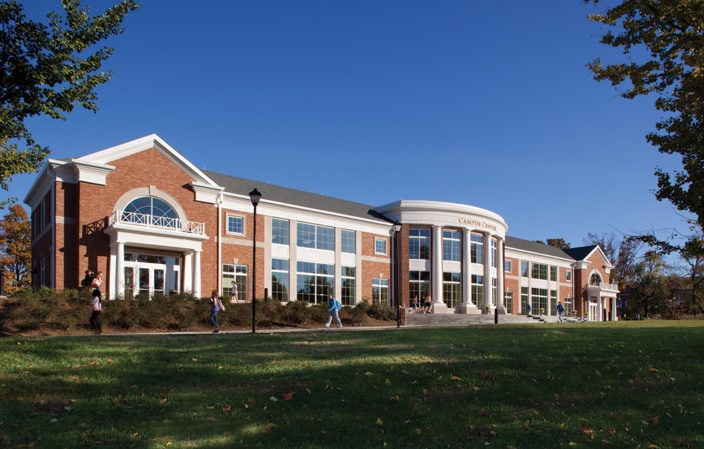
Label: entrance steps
xmin=403 ymin=311 xmax=571 ymax=326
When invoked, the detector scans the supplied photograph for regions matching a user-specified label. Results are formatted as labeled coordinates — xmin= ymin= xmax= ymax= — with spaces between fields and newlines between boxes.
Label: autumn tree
xmin=0 ymin=0 xmax=139 ymax=208
xmin=585 ymin=231 xmax=642 ymax=289
xmin=0 ymin=204 xmax=31 ymax=293
xmin=546 ymin=238 xmax=570 ymax=249
xmin=585 ymin=0 xmax=704 ymax=266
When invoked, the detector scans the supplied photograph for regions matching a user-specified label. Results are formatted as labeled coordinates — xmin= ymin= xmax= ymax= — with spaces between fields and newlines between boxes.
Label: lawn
xmin=0 ymin=321 xmax=702 ymax=449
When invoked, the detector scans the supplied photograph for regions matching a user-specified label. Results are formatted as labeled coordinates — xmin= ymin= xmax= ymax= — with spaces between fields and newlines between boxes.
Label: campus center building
xmin=25 ymin=134 xmax=619 ymax=321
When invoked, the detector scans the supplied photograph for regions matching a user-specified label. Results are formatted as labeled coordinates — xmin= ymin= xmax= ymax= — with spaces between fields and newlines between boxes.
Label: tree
xmin=628 ymin=250 xmax=669 ymax=319
xmin=546 ymin=238 xmax=570 ymax=249
xmin=585 ymin=0 xmax=704 ymax=265
xmin=585 ymin=231 xmax=642 ymax=289
xmin=0 ymin=204 xmax=31 ymax=293
xmin=0 ymin=0 xmax=139 ymax=208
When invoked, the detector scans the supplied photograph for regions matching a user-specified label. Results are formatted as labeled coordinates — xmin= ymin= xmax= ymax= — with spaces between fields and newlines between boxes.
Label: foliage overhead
xmin=0 ymin=0 xmax=139 ymax=208
xmin=585 ymin=0 xmax=704 ymax=246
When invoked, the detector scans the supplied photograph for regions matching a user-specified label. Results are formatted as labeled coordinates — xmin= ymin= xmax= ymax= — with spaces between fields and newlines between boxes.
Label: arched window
xmin=590 ymin=273 xmax=602 ymax=285
xmin=122 ymin=196 xmax=180 ymax=229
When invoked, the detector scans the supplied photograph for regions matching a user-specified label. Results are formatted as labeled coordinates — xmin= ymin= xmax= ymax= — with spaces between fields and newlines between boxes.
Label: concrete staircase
xmin=403 ymin=311 xmax=574 ymax=327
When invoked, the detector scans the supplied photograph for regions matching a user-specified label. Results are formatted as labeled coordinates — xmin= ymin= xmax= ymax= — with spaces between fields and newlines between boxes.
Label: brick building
xmin=25 ymin=134 xmax=619 ymax=321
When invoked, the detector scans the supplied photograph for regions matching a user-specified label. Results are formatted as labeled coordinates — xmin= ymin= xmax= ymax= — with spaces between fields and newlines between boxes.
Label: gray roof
xmin=205 ymin=170 xmax=591 ymax=262
xmin=505 ymin=236 xmax=575 ymax=260
xmin=203 ymin=170 xmax=388 ymax=222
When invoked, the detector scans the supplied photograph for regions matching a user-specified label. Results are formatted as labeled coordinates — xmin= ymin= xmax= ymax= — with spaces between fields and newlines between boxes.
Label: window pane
xmin=297 ymin=223 xmax=315 ymax=248
xmin=272 ymin=218 xmax=289 ymax=245
xmin=316 ymin=226 xmax=334 ymax=250
xmin=341 ymin=229 xmax=355 ymax=253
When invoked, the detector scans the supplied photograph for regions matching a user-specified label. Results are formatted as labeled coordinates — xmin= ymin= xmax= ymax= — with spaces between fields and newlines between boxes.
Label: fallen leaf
xmin=376 ymin=418 xmax=384 ymax=426
xmin=282 ymin=392 xmax=294 ymax=401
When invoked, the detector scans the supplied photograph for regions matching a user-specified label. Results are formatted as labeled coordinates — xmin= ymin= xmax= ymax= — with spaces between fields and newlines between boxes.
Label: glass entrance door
xmin=124 ymin=263 xmax=165 ymax=299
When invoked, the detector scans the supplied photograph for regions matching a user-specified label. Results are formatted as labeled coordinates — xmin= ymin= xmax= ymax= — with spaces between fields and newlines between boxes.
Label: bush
xmin=0 ymin=290 xmax=394 ymax=335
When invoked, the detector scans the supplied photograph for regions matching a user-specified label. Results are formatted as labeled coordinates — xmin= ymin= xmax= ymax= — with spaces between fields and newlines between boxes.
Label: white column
xmin=496 ymin=237 xmax=507 ymax=314
xmin=108 ymin=243 xmax=117 ymax=300
xmin=431 ymin=225 xmax=449 ymax=314
xmin=116 ymin=242 xmax=125 ymax=299
xmin=459 ymin=228 xmax=480 ymax=314
xmin=483 ymin=232 xmax=492 ymax=312
xmin=193 ymin=250 xmax=202 ymax=298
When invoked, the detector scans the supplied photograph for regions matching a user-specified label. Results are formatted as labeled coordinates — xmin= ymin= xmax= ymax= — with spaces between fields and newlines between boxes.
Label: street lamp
xmin=392 ymin=221 xmax=402 ymax=328
xmin=249 ymin=188 xmax=262 ymax=334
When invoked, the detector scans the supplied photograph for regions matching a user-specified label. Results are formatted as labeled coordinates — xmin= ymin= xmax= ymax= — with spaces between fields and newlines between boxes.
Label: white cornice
xmin=375 ymin=199 xmax=508 ymax=236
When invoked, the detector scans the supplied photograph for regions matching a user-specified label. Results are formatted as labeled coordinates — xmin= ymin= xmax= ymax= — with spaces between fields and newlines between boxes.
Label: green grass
xmin=1 ymin=321 xmax=703 ymax=449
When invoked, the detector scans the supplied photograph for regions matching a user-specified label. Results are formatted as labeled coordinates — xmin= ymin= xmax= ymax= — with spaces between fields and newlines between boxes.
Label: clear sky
xmin=4 ymin=0 xmax=685 ymax=248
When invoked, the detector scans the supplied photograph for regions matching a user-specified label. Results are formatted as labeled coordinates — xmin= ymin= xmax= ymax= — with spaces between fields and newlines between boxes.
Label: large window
xmin=372 ymin=277 xmax=389 ymax=305
xmin=532 ymin=288 xmax=548 ymax=314
xmin=297 ymin=223 xmax=334 ymax=250
xmin=470 ymin=233 xmax=484 ymax=264
xmin=341 ymin=229 xmax=356 ymax=254
xmin=442 ymin=272 xmax=461 ymax=308
xmin=409 ymin=228 xmax=431 ymax=260
xmin=272 ymin=218 xmax=289 ymax=245
xmin=471 ymin=274 xmax=484 ymax=308
xmin=443 ymin=230 xmax=461 ymax=261
xmin=409 ymin=270 xmax=430 ymax=303
xmin=521 ymin=287 xmax=529 ymax=314
xmin=550 ymin=265 xmax=557 ymax=281
xmin=590 ymin=273 xmax=602 ymax=285
xmin=505 ymin=290 xmax=513 ymax=314
xmin=223 ymin=263 xmax=248 ymax=301
xmin=531 ymin=263 xmax=548 ymax=280
xmin=341 ymin=266 xmax=356 ymax=306
xmin=122 ymin=196 xmax=179 ymax=229
xmin=271 ymin=258 xmax=289 ymax=301
xmin=490 ymin=238 xmax=497 ymax=268
xmin=521 ymin=260 xmax=529 ymax=277
xmin=296 ymin=261 xmax=334 ymax=304
xmin=491 ymin=278 xmax=497 ymax=305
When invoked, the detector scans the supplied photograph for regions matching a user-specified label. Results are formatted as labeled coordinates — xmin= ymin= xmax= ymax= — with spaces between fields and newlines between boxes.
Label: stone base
xmin=457 ymin=303 xmax=482 ymax=315
xmin=430 ymin=302 xmax=451 ymax=314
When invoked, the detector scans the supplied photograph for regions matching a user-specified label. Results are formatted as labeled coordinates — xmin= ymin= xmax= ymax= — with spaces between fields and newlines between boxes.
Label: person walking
xmin=325 ymin=293 xmax=342 ymax=328
xmin=556 ymin=301 xmax=565 ymax=323
xmin=91 ymin=271 xmax=103 ymax=294
xmin=526 ymin=302 xmax=532 ymax=317
xmin=89 ymin=288 xmax=102 ymax=334
xmin=230 ymin=280 xmax=238 ymax=303
xmin=209 ymin=290 xmax=225 ymax=333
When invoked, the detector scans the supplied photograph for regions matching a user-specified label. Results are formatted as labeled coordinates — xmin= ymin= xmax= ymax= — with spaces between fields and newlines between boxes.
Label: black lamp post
xmin=393 ymin=222 xmax=402 ymax=328
xmin=249 ymin=188 xmax=262 ymax=334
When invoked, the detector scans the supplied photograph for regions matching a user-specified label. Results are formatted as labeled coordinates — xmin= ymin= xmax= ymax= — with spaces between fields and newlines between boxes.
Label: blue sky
xmin=5 ymin=0 xmax=684 ymax=248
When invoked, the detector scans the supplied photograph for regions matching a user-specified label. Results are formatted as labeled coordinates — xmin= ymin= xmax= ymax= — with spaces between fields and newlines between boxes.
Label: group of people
xmin=83 ymin=270 xmax=103 ymax=334
xmin=208 ymin=290 xmax=344 ymax=333
xmin=409 ymin=294 xmax=432 ymax=313
xmin=86 ymin=274 xmax=345 ymax=334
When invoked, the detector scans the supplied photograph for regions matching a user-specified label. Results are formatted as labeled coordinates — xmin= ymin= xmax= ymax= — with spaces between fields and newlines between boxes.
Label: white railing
xmin=111 ymin=210 xmax=205 ymax=235
xmin=600 ymin=282 xmax=619 ymax=292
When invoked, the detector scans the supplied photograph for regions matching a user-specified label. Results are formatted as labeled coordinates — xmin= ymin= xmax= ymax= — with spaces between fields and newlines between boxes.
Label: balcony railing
xmin=600 ymin=282 xmax=619 ymax=292
xmin=588 ymin=282 xmax=619 ymax=293
xmin=110 ymin=210 xmax=205 ymax=236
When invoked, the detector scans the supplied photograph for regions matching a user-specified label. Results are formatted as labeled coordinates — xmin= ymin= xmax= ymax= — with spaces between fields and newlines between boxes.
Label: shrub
xmin=0 ymin=291 xmax=394 ymax=334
